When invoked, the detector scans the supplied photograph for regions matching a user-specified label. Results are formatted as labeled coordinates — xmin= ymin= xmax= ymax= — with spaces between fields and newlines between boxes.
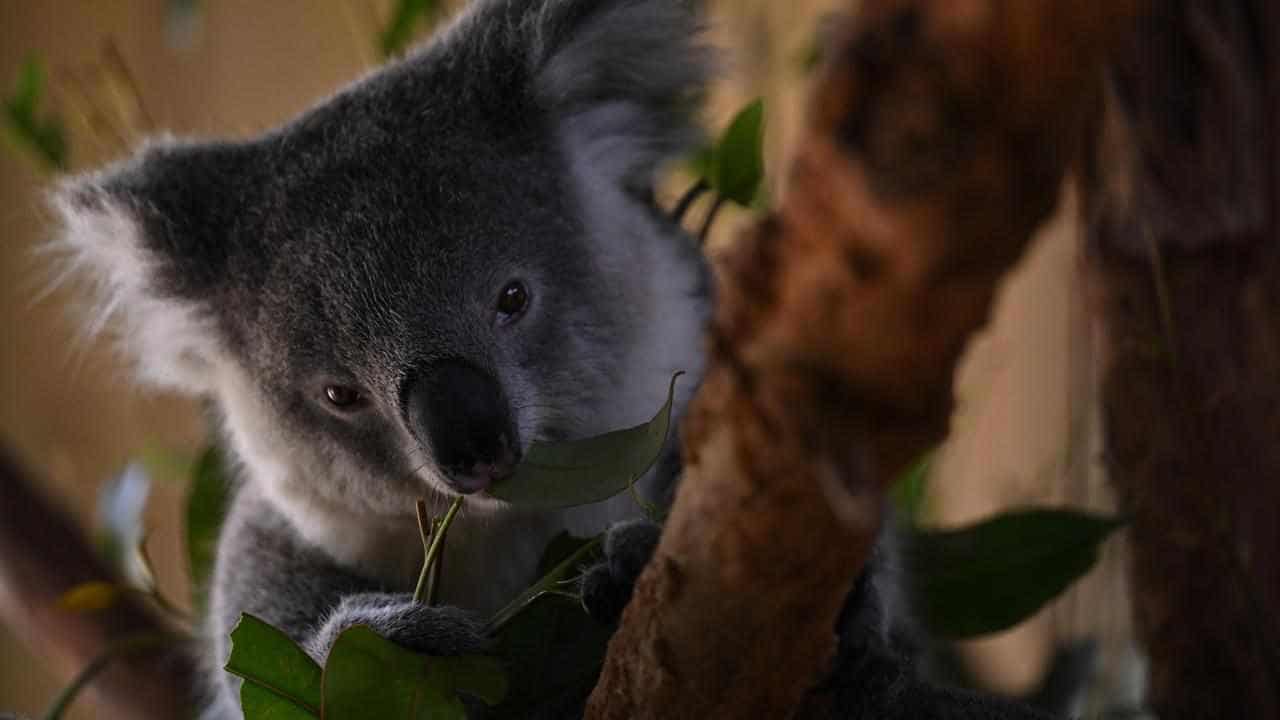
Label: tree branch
xmin=586 ymin=1 xmax=1142 ymax=717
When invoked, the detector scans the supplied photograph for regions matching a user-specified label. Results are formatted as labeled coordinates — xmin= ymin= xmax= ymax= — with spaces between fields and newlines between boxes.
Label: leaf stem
xmin=412 ymin=499 xmax=433 ymax=604
xmin=42 ymin=633 xmax=174 ymax=720
xmin=626 ymin=476 xmax=662 ymax=523
xmin=414 ymin=496 xmax=463 ymax=605
xmin=484 ymin=537 xmax=603 ymax=636
xmin=671 ymin=179 xmax=709 ymax=225
xmin=425 ymin=518 xmax=444 ymax=606
xmin=698 ymin=195 xmax=727 ymax=245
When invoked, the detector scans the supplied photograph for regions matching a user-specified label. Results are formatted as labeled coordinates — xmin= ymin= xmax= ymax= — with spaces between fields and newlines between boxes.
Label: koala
xmin=55 ymin=0 xmax=1058 ymax=718
xmin=57 ymin=0 xmax=707 ymax=715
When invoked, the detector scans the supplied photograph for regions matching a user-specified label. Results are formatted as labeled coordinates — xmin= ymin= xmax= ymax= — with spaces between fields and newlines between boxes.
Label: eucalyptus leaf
xmin=535 ymin=531 xmax=599 ymax=577
xmin=321 ymin=626 xmax=506 ymax=720
xmin=890 ymin=450 xmax=933 ymax=525
xmin=381 ymin=0 xmax=441 ymax=58
xmin=4 ymin=56 xmax=67 ymax=170
xmin=906 ymin=508 xmax=1123 ymax=639
xmin=187 ymin=445 xmax=231 ymax=610
xmin=96 ymin=464 xmax=155 ymax=591
xmin=489 ymin=374 xmax=681 ymax=509
xmin=488 ymin=594 xmax=612 ymax=719
xmin=713 ymin=98 xmax=766 ymax=207
xmin=57 ymin=581 xmax=123 ymax=612
xmin=166 ymin=0 xmax=203 ymax=50
xmin=486 ymin=535 xmax=602 ymax=635
xmin=486 ymin=532 xmax=611 ymax=718
xmin=225 ymin=614 xmax=322 ymax=719
xmin=138 ymin=443 xmax=197 ymax=484
xmin=687 ymin=146 xmax=715 ymax=185
xmin=11 ymin=58 xmax=41 ymax=117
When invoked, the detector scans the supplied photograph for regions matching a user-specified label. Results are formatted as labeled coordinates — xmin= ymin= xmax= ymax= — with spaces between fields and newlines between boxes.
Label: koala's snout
xmin=405 ymin=359 xmax=519 ymax=494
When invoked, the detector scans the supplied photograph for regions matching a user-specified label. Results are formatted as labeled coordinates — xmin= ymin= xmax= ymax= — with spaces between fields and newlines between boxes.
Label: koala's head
xmin=55 ymin=0 xmax=710 ymax=522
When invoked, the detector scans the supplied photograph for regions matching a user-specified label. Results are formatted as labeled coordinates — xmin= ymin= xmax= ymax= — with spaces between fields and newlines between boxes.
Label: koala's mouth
xmin=441 ymin=438 xmax=518 ymax=495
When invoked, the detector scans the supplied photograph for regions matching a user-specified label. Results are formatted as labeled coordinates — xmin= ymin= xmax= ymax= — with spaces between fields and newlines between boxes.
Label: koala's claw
xmin=305 ymin=592 xmax=489 ymax=662
xmin=580 ymin=519 xmax=661 ymax=626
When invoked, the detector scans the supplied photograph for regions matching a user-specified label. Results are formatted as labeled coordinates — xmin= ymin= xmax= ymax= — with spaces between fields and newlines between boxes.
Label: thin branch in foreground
xmin=0 ymin=444 xmax=193 ymax=720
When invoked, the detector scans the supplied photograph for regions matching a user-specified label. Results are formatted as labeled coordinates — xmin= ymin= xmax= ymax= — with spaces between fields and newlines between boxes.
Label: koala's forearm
xmin=208 ymin=489 xmax=375 ymax=650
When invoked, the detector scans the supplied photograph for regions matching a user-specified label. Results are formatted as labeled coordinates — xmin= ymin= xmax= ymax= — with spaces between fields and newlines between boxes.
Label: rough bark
xmin=1086 ymin=1 xmax=1280 ymax=717
xmin=0 ymin=444 xmax=192 ymax=719
xmin=585 ymin=2 xmax=1141 ymax=718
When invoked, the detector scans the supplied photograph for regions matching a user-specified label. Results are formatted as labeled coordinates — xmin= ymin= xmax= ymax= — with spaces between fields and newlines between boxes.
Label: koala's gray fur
xmin=56 ymin=0 xmax=709 ymax=716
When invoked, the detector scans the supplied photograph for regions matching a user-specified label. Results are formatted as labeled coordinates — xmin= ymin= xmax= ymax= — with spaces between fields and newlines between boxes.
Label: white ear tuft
xmin=51 ymin=175 xmax=221 ymax=393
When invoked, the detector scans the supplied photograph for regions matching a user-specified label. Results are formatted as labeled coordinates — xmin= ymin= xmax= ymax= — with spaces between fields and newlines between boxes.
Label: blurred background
xmin=0 ymin=1 xmax=1137 ymax=717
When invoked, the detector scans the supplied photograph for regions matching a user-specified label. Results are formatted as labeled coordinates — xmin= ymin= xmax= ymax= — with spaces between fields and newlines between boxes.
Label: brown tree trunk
xmin=586 ymin=2 xmax=1141 ymax=717
xmin=1086 ymin=1 xmax=1280 ymax=717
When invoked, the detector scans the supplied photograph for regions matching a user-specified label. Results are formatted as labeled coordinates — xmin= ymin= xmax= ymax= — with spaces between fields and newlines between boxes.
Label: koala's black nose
xmin=405 ymin=359 xmax=518 ymax=494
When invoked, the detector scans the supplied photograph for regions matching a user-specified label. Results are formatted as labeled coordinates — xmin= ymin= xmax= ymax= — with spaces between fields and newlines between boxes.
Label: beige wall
xmin=0 ymin=1 xmax=1121 ymax=716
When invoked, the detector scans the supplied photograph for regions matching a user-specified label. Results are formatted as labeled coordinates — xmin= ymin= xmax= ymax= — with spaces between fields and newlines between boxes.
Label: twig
xmin=671 ymin=179 xmax=709 ymax=225
xmin=697 ymin=195 xmax=726 ymax=246
xmin=412 ymin=499 xmax=434 ymax=604
xmin=42 ymin=633 xmax=175 ymax=720
xmin=413 ymin=496 xmax=463 ymax=605
xmin=483 ymin=537 xmax=603 ymax=636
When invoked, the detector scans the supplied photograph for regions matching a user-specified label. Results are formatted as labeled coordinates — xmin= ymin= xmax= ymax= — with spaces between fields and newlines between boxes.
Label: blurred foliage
xmin=186 ymin=446 xmax=231 ymax=612
xmin=690 ymin=98 xmax=767 ymax=210
xmin=908 ymin=509 xmax=1124 ymax=639
xmin=4 ymin=57 xmax=68 ymax=170
xmin=381 ymin=0 xmax=443 ymax=58
xmin=95 ymin=464 xmax=155 ymax=592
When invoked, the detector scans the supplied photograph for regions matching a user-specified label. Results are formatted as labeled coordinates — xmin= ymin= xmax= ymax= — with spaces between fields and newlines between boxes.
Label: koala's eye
xmin=324 ymin=385 xmax=363 ymax=410
xmin=496 ymin=281 xmax=530 ymax=320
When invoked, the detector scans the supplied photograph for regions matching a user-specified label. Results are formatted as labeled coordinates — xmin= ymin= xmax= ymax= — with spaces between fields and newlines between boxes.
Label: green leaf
xmin=906 ymin=508 xmax=1124 ymax=639
xmin=225 ymin=614 xmax=322 ymax=719
xmin=535 ymin=532 xmax=599 ymax=577
xmin=321 ymin=626 xmax=506 ymax=719
xmin=687 ymin=146 xmax=715 ymax=184
xmin=486 ymin=532 xmax=611 ymax=718
xmin=57 ymin=581 xmax=123 ymax=612
xmin=186 ymin=445 xmax=231 ymax=610
xmin=4 ymin=56 xmax=68 ymax=170
xmin=10 ymin=57 xmax=41 ymax=117
xmin=798 ymin=41 xmax=825 ymax=72
xmin=138 ymin=443 xmax=198 ymax=484
xmin=488 ymin=594 xmax=612 ymax=719
xmin=380 ymin=0 xmax=441 ymax=58
xmin=713 ymin=98 xmax=766 ymax=207
xmin=890 ymin=450 xmax=933 ymax=525
xmin=95 ymin=464 xmax=155 ymax=591
xmin=486 ymin=535 xmax=602 ymax=635
xmin=688 ymin=99 xmax=767 ymax=211
xmin=489 ymin=374 xmax=681 ymax=509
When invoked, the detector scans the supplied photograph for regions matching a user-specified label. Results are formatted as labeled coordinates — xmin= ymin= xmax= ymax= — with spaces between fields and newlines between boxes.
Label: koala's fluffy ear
xmin=53 ymin=138 xmax=252 ymax=392
xmin=531 ymin=0 xmax=712 ymax=190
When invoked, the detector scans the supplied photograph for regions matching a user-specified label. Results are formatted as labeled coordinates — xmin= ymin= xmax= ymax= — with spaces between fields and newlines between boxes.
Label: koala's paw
xmin=580 ymin=519 xmax=661 ymax=626
xmin=306 ymin=592 xmax=488 ymax=663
